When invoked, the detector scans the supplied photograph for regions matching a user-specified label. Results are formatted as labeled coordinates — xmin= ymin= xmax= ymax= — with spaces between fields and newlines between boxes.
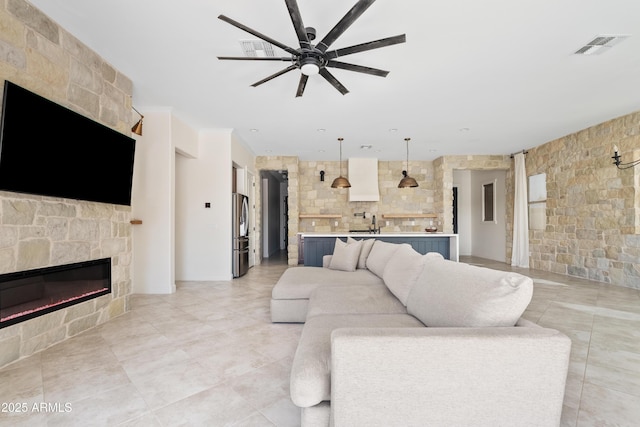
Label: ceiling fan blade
xmin=251 ymin=65 xmax=298 ymax=87
xmin=319 ymin=68 xmax=349 ymax=95
xmin=326 ymin=61 xmax=389 ymax=77
xmin=285 ymin=0 xmax=311 ymax=50
xmin=316 ymin=0 xmax=376 ymax=53
xmin=217 ymin=56 xmax=293 ymax=61
xmin=296 ymin=75 xmax=309 ymax=97
xmin=325 ymin=34 xmax=406 ymax=59
xmin=218 ymin=15 xmax=300 ymax=56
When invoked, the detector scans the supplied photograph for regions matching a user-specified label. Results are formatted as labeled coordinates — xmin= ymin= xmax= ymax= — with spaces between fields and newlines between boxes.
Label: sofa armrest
xmin=322 ymin=255 xmax=332 ymax=268
xmin=330 ymin=326 xmax=571 ymax=427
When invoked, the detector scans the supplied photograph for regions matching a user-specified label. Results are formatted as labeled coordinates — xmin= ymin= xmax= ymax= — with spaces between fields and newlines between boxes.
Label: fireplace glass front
xmin=0 ymin=258 xmax=111 ymax=328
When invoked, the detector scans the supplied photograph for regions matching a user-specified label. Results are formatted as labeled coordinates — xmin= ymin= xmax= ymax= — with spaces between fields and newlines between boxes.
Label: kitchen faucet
xmin=370 ymin=214 xmax=380 ymax=234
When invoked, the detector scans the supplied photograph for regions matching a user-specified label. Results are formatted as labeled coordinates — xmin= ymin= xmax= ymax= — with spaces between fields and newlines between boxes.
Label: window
xmin=482 ymin=181 xmax=497 ymax=223
xmin=528 ymin=173 xmax=546 ymax=230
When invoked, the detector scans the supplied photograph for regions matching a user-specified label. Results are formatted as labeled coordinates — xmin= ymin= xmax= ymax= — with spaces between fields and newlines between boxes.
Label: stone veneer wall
xmin=0 ymin=0 xmax=134 ymax=368
xmin=526 ymin=111 xmax=640 ymax=288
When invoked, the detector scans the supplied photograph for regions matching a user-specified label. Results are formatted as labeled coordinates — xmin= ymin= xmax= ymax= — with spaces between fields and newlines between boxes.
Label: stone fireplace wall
xmin=0 ymin=0 xmax=134 ymax=368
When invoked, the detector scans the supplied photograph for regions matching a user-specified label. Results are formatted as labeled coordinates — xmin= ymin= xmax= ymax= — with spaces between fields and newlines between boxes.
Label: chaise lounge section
xmin=271 ymin=238 xmax=572 ymax=426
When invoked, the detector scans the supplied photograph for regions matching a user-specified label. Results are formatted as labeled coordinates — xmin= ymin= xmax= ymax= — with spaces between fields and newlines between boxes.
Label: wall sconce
xmin=131 ymin=106 xmax=144 ymax=136
xmin=612 ymin=145 xmax=639 ymax=169
xmin=320 ymin=170 xmax=325 ymax=182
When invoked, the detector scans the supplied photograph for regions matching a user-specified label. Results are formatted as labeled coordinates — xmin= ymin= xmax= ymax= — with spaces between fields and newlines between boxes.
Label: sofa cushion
xmin=271 ymin=267 xmax=383 ymax=300
xmin=366 ymin=241 xmax=409 ymax=277
xmin=349 ymin=237 xmax=375 ymax=269
xmin=406 ymin=258 xmax=533 ymax=327
xmin=329 ymin=238 xmax=362 ymax=272
xmin=290 ymin=313 xmax=424 ymax=408
xmin=382 ymin=248 xmax=443 ymax=305
xmin=306 ymin=283 xmax=407 ymax=319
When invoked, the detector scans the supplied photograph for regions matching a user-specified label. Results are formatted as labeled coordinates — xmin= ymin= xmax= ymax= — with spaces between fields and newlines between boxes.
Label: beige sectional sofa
xmin=271 ymin=238 xmax=572 ymax=427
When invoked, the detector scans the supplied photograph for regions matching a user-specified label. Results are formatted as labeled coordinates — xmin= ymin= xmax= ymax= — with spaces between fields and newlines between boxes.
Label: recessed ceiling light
xmin=250 ymin=128 xmax=259 ymax=132
xmin=317 ymin=128 xmax=326 ymax=132
xmin=389 ymin=128 xmax=398 ymax=132
xmin=459 ymin=127 xmax=470 ymax=132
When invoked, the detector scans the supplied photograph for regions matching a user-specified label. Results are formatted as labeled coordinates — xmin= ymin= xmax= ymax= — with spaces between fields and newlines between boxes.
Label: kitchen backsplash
xmin=298 ymin=160 xmax=437 ymax=233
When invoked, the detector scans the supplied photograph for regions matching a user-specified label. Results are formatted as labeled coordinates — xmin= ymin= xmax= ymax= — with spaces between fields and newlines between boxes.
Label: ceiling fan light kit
xmin=217 ymin=0 xmax=406 ymax=97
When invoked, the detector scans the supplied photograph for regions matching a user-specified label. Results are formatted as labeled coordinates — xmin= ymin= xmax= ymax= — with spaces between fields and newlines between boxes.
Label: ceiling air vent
xmin=239 ymin=40 xmax=276 ymax=58
xmin=574 ymin=35 xmax=630 ymax=55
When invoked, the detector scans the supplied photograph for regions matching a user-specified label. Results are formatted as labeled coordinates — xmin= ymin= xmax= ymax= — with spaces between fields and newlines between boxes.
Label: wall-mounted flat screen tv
xmin=0 ymin=81 xmax=136 ymax=206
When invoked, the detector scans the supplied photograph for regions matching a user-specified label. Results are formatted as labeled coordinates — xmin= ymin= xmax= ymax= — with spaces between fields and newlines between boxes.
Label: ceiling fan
xmin=217 ymin=0 xmax=406 ymax=97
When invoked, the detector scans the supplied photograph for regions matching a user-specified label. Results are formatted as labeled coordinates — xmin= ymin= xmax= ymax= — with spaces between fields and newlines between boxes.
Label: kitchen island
xmin=298 ymin=232 xmax=459 ymax=266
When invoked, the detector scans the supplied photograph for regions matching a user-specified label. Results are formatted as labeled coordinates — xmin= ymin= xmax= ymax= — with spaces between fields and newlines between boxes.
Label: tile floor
xmin=0 ymin=254 xmax=639 ymax=426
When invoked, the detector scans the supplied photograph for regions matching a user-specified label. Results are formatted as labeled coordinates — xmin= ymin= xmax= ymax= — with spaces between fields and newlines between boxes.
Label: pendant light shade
xmin=399 ymin=171 xmax=418 ymax=188
xmin=331 ymin=137 xmax=351 ymax=188
xmin=398 ymin=137 xmax=418 ymax=188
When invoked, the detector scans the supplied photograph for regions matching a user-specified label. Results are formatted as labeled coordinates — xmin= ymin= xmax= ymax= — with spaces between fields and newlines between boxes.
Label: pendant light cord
xmin=338 ymin=137 xmax=344 ymax=175
xmin=405 ymin=137 xmax=410 ymax=172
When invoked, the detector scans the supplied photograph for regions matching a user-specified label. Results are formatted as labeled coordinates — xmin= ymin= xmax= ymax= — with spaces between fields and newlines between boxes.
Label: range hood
xmin=348 ymin=158 xmax=380 ymax=202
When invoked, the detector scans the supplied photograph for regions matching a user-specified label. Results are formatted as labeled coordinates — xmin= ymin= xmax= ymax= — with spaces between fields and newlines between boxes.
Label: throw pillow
xmin=406 ymin=258 xmax=533 ymax=327
xmin=347 ymin=237 xmax=375 ymax=269
xmin=329 ymin=238 xmax=362 ymax=272
xmin=365 ymin=241 xmax=409 ymax=277
xmin=383 ymin=249 xmax=444 ymax=305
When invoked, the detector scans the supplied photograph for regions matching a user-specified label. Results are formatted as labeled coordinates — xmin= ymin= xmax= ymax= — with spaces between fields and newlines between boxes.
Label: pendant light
xmin=398 ymin=137 xmax=418 ymax=188
xmin=331 ymin=137 xmax=351 ymax=188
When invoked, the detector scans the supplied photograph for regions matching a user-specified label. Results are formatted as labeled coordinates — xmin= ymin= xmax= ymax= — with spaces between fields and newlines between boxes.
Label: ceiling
xmin=29 ymin=0 xmax=640 ymax=161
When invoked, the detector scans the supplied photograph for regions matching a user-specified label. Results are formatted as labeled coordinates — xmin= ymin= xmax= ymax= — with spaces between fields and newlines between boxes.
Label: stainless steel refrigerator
xmin=232 ymin=193 xmax=250 ymax=278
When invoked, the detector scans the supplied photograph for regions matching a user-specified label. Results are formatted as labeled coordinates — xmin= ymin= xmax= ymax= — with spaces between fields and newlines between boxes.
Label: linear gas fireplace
xmin=0 ymin=258 xmax=111 ymax=329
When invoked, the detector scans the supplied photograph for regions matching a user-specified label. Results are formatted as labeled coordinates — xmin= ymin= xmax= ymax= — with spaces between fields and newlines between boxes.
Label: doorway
xmin=261 ymin=170 xmax=289 ymax=259
xmin=452 ymin=169 xmax=507 ymax=261
xmin=453 ymin=187 xmax=458 ymax=234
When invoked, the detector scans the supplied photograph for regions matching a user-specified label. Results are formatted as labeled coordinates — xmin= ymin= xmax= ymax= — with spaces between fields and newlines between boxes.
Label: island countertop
xmin=298 ymin=232 xmax=457 ymax=237
xmin=298 ymin=232 xmax=459 ymax=265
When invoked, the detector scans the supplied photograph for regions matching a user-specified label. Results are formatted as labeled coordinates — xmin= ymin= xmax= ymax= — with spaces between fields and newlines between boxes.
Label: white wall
xmin=132 ymin=111 xmax=243 ymax=291
xmin=471 ymin=170 xmax=507 ymax=262
xmin=452 ymin=169 xmax=507 ymax=261
xmin=176 ymin=129 xmax=234 ymax=281
xmin=131 ymin=110 xmax=176 ymax=294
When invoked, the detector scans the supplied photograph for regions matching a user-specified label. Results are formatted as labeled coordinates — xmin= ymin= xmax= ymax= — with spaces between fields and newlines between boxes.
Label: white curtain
xmin=511 ymin=153 xmax=529 ymax=267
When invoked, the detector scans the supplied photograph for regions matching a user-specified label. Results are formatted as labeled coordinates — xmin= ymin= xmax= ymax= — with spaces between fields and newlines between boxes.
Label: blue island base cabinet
xmin=299 ymin=233 xmax=459 ymax=267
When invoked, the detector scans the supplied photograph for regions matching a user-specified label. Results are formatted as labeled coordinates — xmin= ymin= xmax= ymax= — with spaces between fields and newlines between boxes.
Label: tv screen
xmin=0 ymin=81 xmax=136 ymax=206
